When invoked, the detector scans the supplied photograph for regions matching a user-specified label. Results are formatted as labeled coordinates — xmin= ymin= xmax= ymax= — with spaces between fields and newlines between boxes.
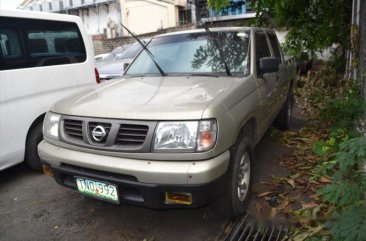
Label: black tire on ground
xmin=211 ymin=137 xmax=253 ymax=217
xmin=273 ymin=90 xmax=293 ymax=131
xmin=25 ymin=121 xmax=43 ymax=171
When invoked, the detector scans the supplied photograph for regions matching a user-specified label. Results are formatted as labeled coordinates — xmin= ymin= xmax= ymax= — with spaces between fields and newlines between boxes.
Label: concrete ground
xmin=0 ymin=110 xmax=303 ymax=241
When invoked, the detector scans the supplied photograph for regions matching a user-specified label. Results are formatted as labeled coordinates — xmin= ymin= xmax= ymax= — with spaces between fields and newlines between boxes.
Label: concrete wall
xmin=93 ymin=36 xmax=132 ymax=55
xmin=120 ymin=0 xmax=179 ymax=35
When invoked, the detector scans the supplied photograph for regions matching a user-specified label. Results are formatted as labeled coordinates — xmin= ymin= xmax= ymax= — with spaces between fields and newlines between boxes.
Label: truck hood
xmin=52 ymin=76 xmax=239 ymax=120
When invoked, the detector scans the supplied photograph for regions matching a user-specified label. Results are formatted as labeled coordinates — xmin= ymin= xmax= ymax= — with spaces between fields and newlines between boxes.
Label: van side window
xmin=0 ymin=17 xmax=86 ymax=71
xmin=0 ymin=28 xmax=23 ymax=60
xmin=267 ymin=32 xmax=282 ymax=63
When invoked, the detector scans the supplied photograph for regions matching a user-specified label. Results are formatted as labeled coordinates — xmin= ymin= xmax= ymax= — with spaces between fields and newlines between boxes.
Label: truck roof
xmin=156 ymin=26 xmax=275 ymax=38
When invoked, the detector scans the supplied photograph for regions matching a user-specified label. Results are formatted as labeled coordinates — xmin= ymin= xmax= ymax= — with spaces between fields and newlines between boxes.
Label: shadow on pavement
xmin=0 ymin=162 xmax=39 ymax=186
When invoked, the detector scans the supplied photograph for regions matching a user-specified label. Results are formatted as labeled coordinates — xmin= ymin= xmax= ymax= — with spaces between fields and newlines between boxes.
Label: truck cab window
xmin=267 ymin=32 xmax=282 ymax=63
xmin=255 ymin=31 xmax=271 ymax=74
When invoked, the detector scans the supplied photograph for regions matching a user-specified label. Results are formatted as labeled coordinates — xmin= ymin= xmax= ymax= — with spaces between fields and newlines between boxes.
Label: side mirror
xmin=258 ymin=57 xmax=279 ymax=75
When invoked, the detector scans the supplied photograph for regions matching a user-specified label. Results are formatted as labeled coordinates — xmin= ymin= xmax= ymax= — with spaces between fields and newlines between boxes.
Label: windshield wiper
xmin=201 ymin=22 xmax=231 ymax=76
xmin=120 ymin=23 xmax=166 ymax=76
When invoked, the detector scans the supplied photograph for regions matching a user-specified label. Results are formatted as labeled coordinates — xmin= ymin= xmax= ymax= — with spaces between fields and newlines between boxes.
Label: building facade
xmin=120 ymin=0 xmax=193 ymax=35
xmin=18 ymin=0 xmax=194 ymax=37
xmin=195 ymin=0 xmax=255 ymax=23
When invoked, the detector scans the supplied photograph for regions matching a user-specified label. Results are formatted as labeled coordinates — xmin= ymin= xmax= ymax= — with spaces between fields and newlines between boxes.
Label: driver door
xmin=254 ymin=31 xmax=278 ymax=129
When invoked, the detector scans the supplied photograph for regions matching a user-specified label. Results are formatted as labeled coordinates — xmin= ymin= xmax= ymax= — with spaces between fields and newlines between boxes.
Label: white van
xmin=0 ymin=10 xmax=99 ymax=171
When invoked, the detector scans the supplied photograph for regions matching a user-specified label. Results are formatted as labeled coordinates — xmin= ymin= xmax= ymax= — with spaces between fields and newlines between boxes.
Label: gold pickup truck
xmin=38 ymin=27 xmax=296 ymax=217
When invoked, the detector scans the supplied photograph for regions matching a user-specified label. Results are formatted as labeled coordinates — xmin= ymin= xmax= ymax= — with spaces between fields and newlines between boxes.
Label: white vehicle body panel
xmin=0 ymin=10 xmax=96 ymax=170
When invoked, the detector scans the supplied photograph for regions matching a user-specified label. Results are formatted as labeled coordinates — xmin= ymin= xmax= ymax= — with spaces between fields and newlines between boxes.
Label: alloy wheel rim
xmin=237 ymin=152 xmax=251 ymax=202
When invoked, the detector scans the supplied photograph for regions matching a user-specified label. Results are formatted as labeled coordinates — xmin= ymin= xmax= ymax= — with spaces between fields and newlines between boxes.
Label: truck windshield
xmin=125 ymin=31 xmax=250 ymax=76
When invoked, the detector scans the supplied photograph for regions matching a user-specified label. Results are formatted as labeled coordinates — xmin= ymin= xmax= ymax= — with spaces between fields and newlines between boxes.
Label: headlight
xmin=43 ymin=112 xmax=61 ymax=140
xmin=153 ymin=120 xmax=217 ymax=152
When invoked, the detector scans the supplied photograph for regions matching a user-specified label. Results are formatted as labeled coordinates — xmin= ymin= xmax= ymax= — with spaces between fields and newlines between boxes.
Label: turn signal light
xmin=199 ymin=131 xmax=215 ymax=149
xmin=165 ymin=192 xmax=192 ymax=205
xmin=197 ymin=120 xmax=217 ymax=151
xmin=42 ymin=165 xmax=54 ymax=177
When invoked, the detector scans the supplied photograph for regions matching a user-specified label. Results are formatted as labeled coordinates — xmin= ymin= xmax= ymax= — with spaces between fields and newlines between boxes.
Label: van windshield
xmin=125 ymin=31 xmax=250 ymax=77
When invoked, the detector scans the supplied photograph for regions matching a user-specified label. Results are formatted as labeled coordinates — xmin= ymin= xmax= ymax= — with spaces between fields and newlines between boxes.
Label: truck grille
xmin=116 ymin=124 xmax=149 ymax=146
xmin=88 ymin=122 xmax=112 ymax=144
xmin=64 ymin=119 xmax=83 ymax=140
xmin=61 ymin=116 xmax=156 ymax=152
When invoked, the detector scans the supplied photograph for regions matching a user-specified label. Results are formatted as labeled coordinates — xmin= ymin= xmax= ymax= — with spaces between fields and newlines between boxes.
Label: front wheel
xmin=211 ymin=137 xmax=253 ymax=217
xmin=25 ymin=122 xmax=43 ymax=171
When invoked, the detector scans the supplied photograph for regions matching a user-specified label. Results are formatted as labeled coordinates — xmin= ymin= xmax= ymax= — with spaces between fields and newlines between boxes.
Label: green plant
xmin=207 ymin=0 xmax=229 ymax=10
xmin=302 ymin=72 xmax=366 ymax=240
xmin=313 ymin=128 xmax=350 ymax=157
xmin=320 ymin=91 xmax=366 ymax=130
xmin=314 ymin=136 xmax=366 ymax=205
xmin=208 ymin=0 xmax=352 ymax=57
xmin=311 ymin=133 xmax=366 ymax=241
xmin=305 ymin=237 xmax=323 ymax=241
xmin=311 ymin=92 xmax=366 ymax=240
xmin=329 ymin=206 xmax=366 ymax=241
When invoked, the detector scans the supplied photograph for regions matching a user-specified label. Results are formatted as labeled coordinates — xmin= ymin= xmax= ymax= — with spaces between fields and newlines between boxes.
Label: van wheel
xmin=25 ymin=122 xmax=43 ymax=171
xmin=211 ymin=137 xmax=253 ymax=217
xmin=274 ymin=90 xmax=293 ymax=131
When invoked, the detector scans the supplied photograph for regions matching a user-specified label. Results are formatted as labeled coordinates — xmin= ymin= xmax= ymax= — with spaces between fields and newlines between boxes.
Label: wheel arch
xmin=236 ymin=118 xmax=257 ymax=148
xmin=25 ymin=113 xmax=46 ymax=151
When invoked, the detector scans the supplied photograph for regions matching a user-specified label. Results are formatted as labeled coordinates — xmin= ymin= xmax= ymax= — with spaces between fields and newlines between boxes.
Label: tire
xmin=211 ymin=137 xmax=253 ymax=217
xmin=25 ymin=121 xmax=43 ymax=171
xmin=274 ymin=89 xmax=293 ymax=131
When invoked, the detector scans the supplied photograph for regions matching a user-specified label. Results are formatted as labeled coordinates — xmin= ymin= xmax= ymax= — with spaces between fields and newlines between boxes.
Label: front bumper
xmin=42 ymin=161 xmax=227 ymax=208
xmin=38 ymin=141 xmax=230 ymax=208
xmin=38 ymin=141 xmax=230 ymax=185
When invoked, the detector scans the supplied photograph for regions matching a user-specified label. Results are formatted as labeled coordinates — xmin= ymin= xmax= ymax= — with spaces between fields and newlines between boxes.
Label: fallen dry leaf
xmin=260 ymin=181 xmax=275 ymax=186
xmin=287 ymin=179 xmax=296 ymax=188
xmin=301 ymin=202 xmax=319 ymax=209
xmin=257 ymin=191 xmax=273 ymax=198
xmin=319 ymin=176 xmax=332 ymax=183
xmin=293 ymin=225 xmax=324 ymax=241
xmin=290 ymin=172 xmax=301 ymax=179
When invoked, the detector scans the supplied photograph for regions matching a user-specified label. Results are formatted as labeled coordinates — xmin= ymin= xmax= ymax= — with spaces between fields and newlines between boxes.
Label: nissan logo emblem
xmin=91 ymin=125 xmax=107 ymax=142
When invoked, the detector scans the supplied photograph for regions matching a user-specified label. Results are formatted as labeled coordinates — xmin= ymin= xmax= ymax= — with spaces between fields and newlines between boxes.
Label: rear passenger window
xmin=0 ymin=17 xmax=86 ymax=71
xmin=267 ymin=32 xmax=282 ymax=63
xmin=0 ymin=28 xmax=23 ymax=60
